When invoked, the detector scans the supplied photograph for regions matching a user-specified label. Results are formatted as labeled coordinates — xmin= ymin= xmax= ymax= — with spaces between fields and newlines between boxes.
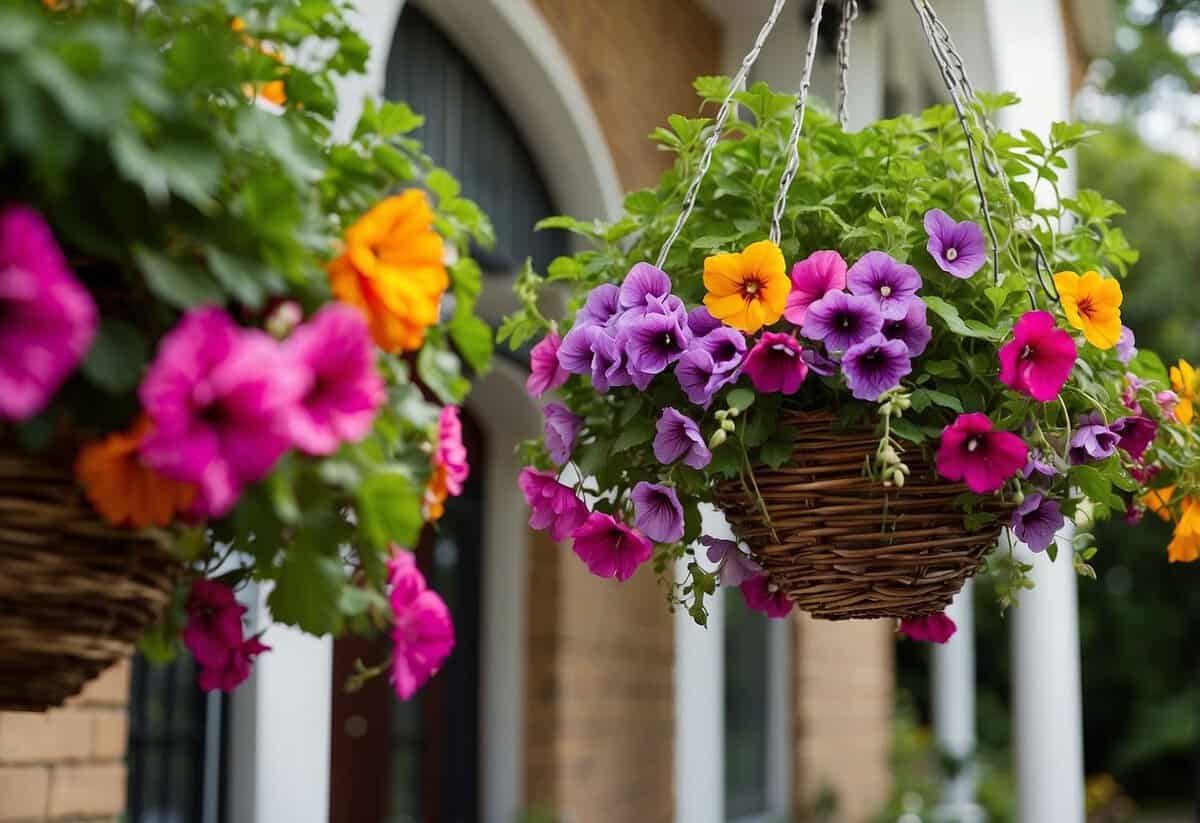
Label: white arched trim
xmin=339 ymin=0 xmax=623 ymax=223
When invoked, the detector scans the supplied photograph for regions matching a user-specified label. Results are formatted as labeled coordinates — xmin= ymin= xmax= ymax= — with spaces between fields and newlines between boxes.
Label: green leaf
xmin=923 ymin=296 xmax=1003 ymax=341
xmin=205 ymin=246 xmax=278 ymax=309
xmin=426 ymin=168 xmax=461 ymax=201
xmin=760 ymin=438 xmax=795 ymax=469
xmin=376 ymin=100 xmax=424 ymax=135
xmin=726 ymin=388 xmax=756 ymax=412
xmin=81 ymin=319 xmax=148 ymax=394
xmin=448 ymin=311 xmax=493 ymax=374
xmin=417 ymin=336 xmax=470 ymax=403
xmin=268 ymin=550 xmax=345 ymax=635
xmin=134 ymin=246 xmax=224 ymax=309
xmin=693 ymin=75 xmax=731 ymax=102
xmin=613 ymin=418 xmax=655 ymax=453
xmin=922 ymin=389 xmax=964 ymax=413
xmin=924 ymin=360 xmax=962 ymax=379
xmin=356 ymin=471 xmax=423 ymax=550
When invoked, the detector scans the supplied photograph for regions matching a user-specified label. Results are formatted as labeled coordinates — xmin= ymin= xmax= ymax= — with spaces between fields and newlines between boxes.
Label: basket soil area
xmin=0 ymin=445 xmax=178 ymax=711
xmin=714 ymin=409 xmax=1006 ymax=620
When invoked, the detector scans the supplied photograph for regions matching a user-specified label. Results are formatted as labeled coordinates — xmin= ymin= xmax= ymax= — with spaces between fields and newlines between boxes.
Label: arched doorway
xmin=328 ymin=6 xmax=567 ymax=822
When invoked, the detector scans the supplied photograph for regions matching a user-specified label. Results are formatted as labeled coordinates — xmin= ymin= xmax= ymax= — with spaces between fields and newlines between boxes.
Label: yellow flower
xmin=1053 ymin=270 xmax=1123 ymax=350
xmin=1170 ymin=359 xmax=1196 ymax=425
xmin=1167 ymin=498 xmax=1200 ymax=563
xmin=702 ymin=240 xmax=790 ymax=334
xmin=76 ymin=419 xmax=197 ymax=529
xmin=329 ymin=190 xmax=448 ymax=353
xmin=1144 ymin=485 xmax=1177 ymax=522
xmin=232 ymin=17 xmax=288 ymax=106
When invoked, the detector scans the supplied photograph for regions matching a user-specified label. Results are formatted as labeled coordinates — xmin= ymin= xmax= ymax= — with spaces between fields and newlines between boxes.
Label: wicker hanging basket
xmin=714 ymin=409 xmax=1006 ymax=620
xmin=0 ymin=444 xmax=179 ymax=711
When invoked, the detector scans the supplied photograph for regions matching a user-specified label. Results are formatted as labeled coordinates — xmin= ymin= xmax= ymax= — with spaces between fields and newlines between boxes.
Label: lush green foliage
xmin=505 ymin=77 xmax=1198 ymax=622
xmin=1 ymin=1 xmax=492 ymax=654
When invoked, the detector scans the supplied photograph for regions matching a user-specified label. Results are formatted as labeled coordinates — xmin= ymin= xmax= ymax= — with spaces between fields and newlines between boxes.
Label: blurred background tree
xmin=896 ymin=1 xmax=1200 ymax=818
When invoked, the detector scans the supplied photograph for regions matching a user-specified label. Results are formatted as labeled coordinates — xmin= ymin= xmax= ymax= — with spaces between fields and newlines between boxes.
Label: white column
xmin=674 ymin=568 xmax=725 ymax=823
xmin=931 ymin=580 xmax=984 ymax=823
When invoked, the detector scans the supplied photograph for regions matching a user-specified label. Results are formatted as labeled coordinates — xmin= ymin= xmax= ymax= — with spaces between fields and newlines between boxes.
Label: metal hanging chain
xmin=655 ymin=0 xmax=791 ymax=270
xmin=835 ymin=0 xmax=859 ymax=129
xmin=768 ymin=0 xmax=826 ymax=245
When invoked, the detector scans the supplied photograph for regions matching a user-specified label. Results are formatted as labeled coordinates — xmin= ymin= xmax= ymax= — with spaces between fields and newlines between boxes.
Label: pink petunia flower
xmin=935 ymin=412 xmax=1028 ymax=494
xmin=197 ymin=636 xmax=271 ymax=693
xmin=571 ymin=511 xmax=653 ymax=582
xmin=518 ymin=467 xmax=589 ymax=541
xmin=0 ymin=205 xmax=97 ymax=420
xmin=183 ymin=579 xmax=246 ymax=667
xmin=285 ymin=304 xmax=386 ymax=456
xmin=388 ymin=551 xmax=455 ymax=701
xmin=998 ymin=311 xmax=1076 ymax=402
xmin=740 ymin=574 xmax=793 ymax=618
xmin=435 ymin=405 xmax=470 ymax=496
xmin=783 ymin=250 xmax=847 ymax=325
xmin=527 ymin=332 xmax=569 ymax=397
xmin=743 ymin=332 xmax=809 ymax=394
xmin=898 ymin=612 xmax=957 ymax=643
xmin=139 ymin=308 xmax=307 ymax=518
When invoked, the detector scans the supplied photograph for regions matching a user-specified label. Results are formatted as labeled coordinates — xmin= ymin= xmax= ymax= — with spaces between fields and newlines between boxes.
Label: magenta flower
xmin=841 ymin=334 xmax=912 ymax=401
xmin=881 ymin=299 xmax=932 ymax=357
xmin=619 ymin=262 xmax=672 ymax=310
xmin=702 ymin=536 xmax=762 ymax=587
xmin=527 ymin=332 xmax=569 ymax=397
xmin=899 ymin=613 xmax=957 ymax=643
xmin=1116 ymin=326 xmax=1137 ymax=365
xmin=801 ymin=291 xmax=883 ymax=352
xmin=743 ymin=332 xmax=808 ymax=394
xmin=556 ymin=324 xmax=595 ymax=375
xmin=631 ymin=482 xmax=685 ymax=543
xmin=740 ymin=574 xmax=793 ymax=619
xmin=388 ymin=551 xmax=455 ymax=701
xmin=284 ymin=304 xmax=384 ymax=456
xmin=654 ymin=407 xmax=711 ymax=469
xmin=1157 ymin=390 xmax=1180 ymax=419
xmin=576 ymin=283 xmax=621 ymax=328
xmin=783 ymin=250 xmax=847 ymax=325
xmin=197 ymin=636 xmax=270 ymax=693
xmin=183 ymin=579 xmax=246 ymax=667
xmin=542 ymin=402 xmax=582 ymax=465
xmin=935 ymin=413 xmax=1028 ymax=494
xmin=924 ymin=209 xmax=987 ymax=279
xmin=1011 ymin=492 xmax=1064 ymax=553
xmin=435 ymin=406 xmax=470 ymax=496
xmin=0 ymin=205 xmax=97 ymax=421
xmin=139 ymin=308 xmax=306 ymax=518
xmin=687 ymin=306 xmax=722 ymax=337
xmin=693 ymin=326 xmax=746 ymax=374
xmin=518 ymin=467 xmax=589 ymax=541
xmin=675 ymin=349 xmax=736 ymax=408
xmin=1069 ymin=412 xmax=1119 ymax=464
xmin=997 ymin=311 xmax=1077 ymax=402
xmin=847 ymin=251 xmax=922 ymax=320
xmin=571 ymin=511 xmax=653 ymax=582
xmin=1111 ymin=415 xmax=1158 ymax=461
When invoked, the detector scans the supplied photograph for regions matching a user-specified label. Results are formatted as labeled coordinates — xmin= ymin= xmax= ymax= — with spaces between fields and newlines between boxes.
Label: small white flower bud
xmin=709 ymin=429 xmax=728 ymax=449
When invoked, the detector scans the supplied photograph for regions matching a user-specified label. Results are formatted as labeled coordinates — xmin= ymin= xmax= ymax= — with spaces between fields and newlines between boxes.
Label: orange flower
xmin=76 ymin=419 xmax=196 ymax=529
xmin=1170 ymin=359 xmax=1195 ymax=425
xmin=1166 ymin=497 xmax=1200 ymax=563
xmin=1053 ymin=270 xmax=1123 ymax=350
xmin=423 ymin=462 xmax=449 ymax=522
xmin=231 ymin=17 xmax=288 ymax=106
xmin=1144 ymin=485 xmax=1177 ymax=522
xmin=702 ymin=240 xmax=790 ymax=333
xmin=329 ymin=190 xmax=448 ymax=353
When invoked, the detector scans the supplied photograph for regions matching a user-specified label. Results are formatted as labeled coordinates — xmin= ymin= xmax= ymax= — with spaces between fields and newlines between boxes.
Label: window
xmin=126 ymin=653 xmax=225 ymax=823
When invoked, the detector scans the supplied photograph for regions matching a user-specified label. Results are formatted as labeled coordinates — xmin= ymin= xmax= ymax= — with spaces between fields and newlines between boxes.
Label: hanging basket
xmin=0 ymin=444 xmax=179 ymax=712
xmin=714 ymin=410 xmax=1006 ymax=620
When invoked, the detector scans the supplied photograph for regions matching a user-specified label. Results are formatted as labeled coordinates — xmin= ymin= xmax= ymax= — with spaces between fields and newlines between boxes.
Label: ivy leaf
xmin=134 ymin=246 xmax=224 ymax=309
xmin=356 ymin=471 xmax=423 ymax=550
xmin=81 ymin=318 xmax=148 ymax=393
xmin=923 ymin=296 xmax=1003 ymax=341
xmin=268 ymin=550 xmax=345 ymax=635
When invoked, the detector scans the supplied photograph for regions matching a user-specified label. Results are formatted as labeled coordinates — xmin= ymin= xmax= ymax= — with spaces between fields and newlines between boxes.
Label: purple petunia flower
xmin=847 ymin=251 xmax=922 ymax=320
xmin=742 ymin=332 xmax=808 ymax=394
xmin=587 ymin=327 xmax=633 ymax=393
xmin=841 ymin=334 xmax=912 ymax=401
xmin=881 ymin=298 xmax=933 ymax=357
xmin=621 ymin=310 xmax=691 ymax=390
xmin=1011 ymin=492 xmax=1064 ymax=553
xmin=800 ymin=291 xmax=883 ymax=352
xmin=693 ymin=326 xmax=747 ymax=374
xmin=687 ymin=306 xmax=722 ymax=337
xmin=675 ymin=349 xmax=736 ymax=408
xmin=631 ymin=481 xmax=685 ymax=543
xmin=543 ymin=402 xmax=583 ymax=465
xmin=1111 ymin=415 xmax=1158 ymax=460
xmin=924 ymin=209 xmax=987 ymax=279
xmin=619 ymin=262 xmax=672 ymax=310
xmin=702 ymin=536 xmax=762 ymax=587
xmin=654 ymin=407 xmax=711 ymax=469
xmin=575 ymin=283 xmax=621 ymax=328
xmin=1116 ymin=326 xmax=1137 ymax=365
xmin=1069 ymin=412 xmax=1119 ymax=464
xmin=556 ymin=324 xmax=596 ymax=375
xmin=802 ymin=347 xmax=839 ymax=377
xmin=1023 ymin=451 xmax=1058 ymax=481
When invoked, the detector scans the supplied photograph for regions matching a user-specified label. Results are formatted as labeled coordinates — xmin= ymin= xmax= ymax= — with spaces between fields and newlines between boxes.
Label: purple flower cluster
xmin=559 ymin=263 xmax=748 ymax=407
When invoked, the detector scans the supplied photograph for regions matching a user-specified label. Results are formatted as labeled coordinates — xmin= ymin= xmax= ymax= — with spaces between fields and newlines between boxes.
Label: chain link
xmin=835 ymin=0 xmax=859 ymax=129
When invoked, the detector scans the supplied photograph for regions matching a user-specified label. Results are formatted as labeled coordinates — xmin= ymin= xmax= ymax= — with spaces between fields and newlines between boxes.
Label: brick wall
xmin=792 ymin=615 xmax=894 ymax=823
xmin=533 ymin=0 xmax=722 ymax=190
xmin=0 ymin=661 xmax=129 ymax=823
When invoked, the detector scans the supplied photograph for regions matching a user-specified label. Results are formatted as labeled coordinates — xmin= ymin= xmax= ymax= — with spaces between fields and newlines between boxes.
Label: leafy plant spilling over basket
xmin=0 ymin=1 xmax=491 ymax=709
xmin=504 ymin=61 xmax=1200 ymax=630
